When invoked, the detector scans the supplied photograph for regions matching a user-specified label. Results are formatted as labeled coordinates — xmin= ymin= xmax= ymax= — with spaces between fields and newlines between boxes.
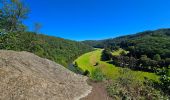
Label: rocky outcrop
xmin=0 ymin=50 xmax=92 ymax=100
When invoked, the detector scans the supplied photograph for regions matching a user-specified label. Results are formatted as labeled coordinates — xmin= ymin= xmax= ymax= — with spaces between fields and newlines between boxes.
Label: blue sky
xmin=24 ymin=0 xmax=170 ymax=41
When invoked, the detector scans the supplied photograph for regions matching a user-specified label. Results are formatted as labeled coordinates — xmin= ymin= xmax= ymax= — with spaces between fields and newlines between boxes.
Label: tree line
xmin=0 ymin=0 xmax=93 ymax=66
xmin=99 ymin=29 xmax=170 ymax=96
xmin=102 ymin=46 xmax=170 ymax=95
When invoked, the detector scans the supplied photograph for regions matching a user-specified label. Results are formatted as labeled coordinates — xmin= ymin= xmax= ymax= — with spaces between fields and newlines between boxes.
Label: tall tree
xmin=153 ymin=54 xmax=161 ymax=61
xmin=0 ymin=0 xmax=29 ymax=32
xmin=34 ymin=22 xmax=42 ymax=33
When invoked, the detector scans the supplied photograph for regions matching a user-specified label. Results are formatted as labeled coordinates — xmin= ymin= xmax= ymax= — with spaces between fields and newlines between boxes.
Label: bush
xmin=0 ymin=32 xmax=93 ymax=66
xmin=83 ymin=70 xmax=90 ymax=76
xmin=101 ymin=48 xmax=112 ymax=61
xmin=74 ymin=62 xmax=78 ymax=67
xmin=107 ymin=68 xmax=169 ymax=99
xmin=94 ymin=62 xmax=99 ymax=66
xmin=157 ymin=67 xmax=170 ymax=95
xmin=91 ymin=68 xmax=105 ymax=82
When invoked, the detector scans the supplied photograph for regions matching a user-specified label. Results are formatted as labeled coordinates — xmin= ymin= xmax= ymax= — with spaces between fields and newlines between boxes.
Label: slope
xmin=0 ymin=32 xmax=93 ymax=66
xmin=83 ymin=29 xmax=170 ymax=58
xmin=74 ymin=49 xmax=159 ymax=81
xmin=0 ymin=50 xmax=92 ymax=100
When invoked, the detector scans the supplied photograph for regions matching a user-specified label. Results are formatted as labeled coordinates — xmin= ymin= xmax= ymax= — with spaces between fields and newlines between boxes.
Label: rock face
xmin=0 ymin=50 xmax=92 ymax=100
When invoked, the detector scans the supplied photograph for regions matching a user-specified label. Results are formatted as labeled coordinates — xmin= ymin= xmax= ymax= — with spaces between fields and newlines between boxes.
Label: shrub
xmin=107 ymin=68 xmax=169 ymax=99
xmin=94 ymin=62 xmax=99 ymax=66
xmin=157 ymin=67 xmax=170 ymax=95
xmin=83 ymin=70 xmax=90 ymax=76
xmin=74 ymin=62 xmax=78 ymax=67
xmin=91 ymin=68 xmax=105 ymax=82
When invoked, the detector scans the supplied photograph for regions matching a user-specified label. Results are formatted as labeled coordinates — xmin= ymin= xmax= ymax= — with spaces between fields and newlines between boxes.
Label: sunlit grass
xmin=112 ymin=48 xmax=129 ymax=56
xmin=74 ymin=49 xmax=159 ymax=82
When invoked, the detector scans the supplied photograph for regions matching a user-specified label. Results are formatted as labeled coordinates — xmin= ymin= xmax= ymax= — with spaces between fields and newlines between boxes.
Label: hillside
xmin=73 ymin=49 xmax=170 ymax=99
xmin=83 ymin=29 xmax=170 ymax=55
xmin=1 ymin=0 xmax=170 ymax=99
xmin=83 ymin=28 xmax=170 ymax=69
xmin=0 ymin=50 xmax=92 ymax=100
xmin=81 ymin=29 xmax=170 ymax=98
xmin=0 ymin=32 xmax=93 ymax=66
xmin=74 ymin=49 xmax=158 ymax=81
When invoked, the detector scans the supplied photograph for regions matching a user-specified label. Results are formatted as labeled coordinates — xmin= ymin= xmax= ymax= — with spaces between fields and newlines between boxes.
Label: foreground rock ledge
xmin=0 ymin=50 xmax=92 ymax=100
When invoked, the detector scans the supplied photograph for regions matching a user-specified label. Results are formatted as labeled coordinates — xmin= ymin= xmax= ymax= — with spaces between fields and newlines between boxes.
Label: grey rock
xmin=0 ymin=50 xmax=92 ymax=100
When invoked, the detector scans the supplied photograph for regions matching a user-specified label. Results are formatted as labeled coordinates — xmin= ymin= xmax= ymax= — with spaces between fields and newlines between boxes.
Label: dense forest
xmin=0 ymin=32 xmax=93 ymax=66
xmin=1 ymin=0 xmax=170 ymax=99
xmin=84 ymin=29 xmax=170 ymax=95
xmin=84 ymin=29 xmax=170 ymax=70
xmin=0 ymin=0 xmax=93 ymax=66
xmin=83 ymin=29 xmax=170 ymax=50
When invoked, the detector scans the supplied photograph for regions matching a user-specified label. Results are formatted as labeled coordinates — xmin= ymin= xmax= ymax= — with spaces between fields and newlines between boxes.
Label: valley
xmin=74 ymin=49 xmax=159 ymax=81
xmin=0 ymin=0 xmax=170 ymax=99
xmin=74 ymin=48 xmax=169 ymax=99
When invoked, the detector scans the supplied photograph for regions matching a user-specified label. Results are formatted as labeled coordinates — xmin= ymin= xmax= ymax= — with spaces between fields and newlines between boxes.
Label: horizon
xmin=36 ymin=28 xmax=169 ymax=42
xmin=25 ymin=0 xmax=170 ymax=41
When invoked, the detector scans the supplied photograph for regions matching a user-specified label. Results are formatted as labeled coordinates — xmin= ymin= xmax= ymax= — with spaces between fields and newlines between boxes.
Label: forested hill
xmin=83 ymin=28 xmax=170 ymax=72
xmin=0 ymin=32 xmax=93 ymax=66
xmin=82 ymin=29 xmax=170 ymax=97
xmin=82 ymin=28 xmax=170 ymax=49
xmin=83 ymin=29 xmax=170 ymax=68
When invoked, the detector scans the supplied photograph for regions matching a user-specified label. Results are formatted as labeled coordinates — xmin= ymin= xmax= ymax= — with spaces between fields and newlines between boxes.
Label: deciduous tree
xmin=0 ymin=0 xmax=29 ymax=32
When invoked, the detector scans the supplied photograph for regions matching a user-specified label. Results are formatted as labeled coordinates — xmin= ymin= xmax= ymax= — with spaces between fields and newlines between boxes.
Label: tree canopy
xmin=0 ymin=32 xmax=93 ymax=66
xmin=0 ymin=0 xmax=29 ymax=32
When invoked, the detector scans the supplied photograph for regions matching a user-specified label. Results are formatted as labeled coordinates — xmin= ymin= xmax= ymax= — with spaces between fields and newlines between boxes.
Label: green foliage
xmin=157 ymin=68 xmax=170 ymax=95
xmin=68 ymin=63 xmax=84 ymax=75
xmin=83 ymin=70 xmax=90 ymax=76
xmin=82 ymin=40 xmax=103 ymax=48
xmin=0 ymin=32 xmax=93 ymax=66
xmin=120 ymin=50 xmax=126 ymax=56
xmin=101 ymin=48 xmax=112 ymax=61
xmin=165 ymin=58 xmax=170 ymax=66
xmin=91 ymin=68 xmax=105 ymax=82
xmin=153 ymin=54 xmax=161 ymax=61
xmin=107 ymin=68 xmax=169 ymax=99
xmin=99 ymin=30 xmax=170 ymax=73
xmin=75 ymin=49 xmax=159 ymax=81
xmin=74 ymin=62 xmax=78 ymax=67
xmin=83 ymin=29 xmax=170 ymax=61
xmin=94 ymin=62 xmax=99 ymax=66
xmin=138 ymin=55 xmax=160 ymax=72
xmin=83 ymin=29 xmax=170 ymax=73
xmin=81 ymin=29 xmax=170 ymax=97
xmin=0 ymin=0 xmax=29 ymax=32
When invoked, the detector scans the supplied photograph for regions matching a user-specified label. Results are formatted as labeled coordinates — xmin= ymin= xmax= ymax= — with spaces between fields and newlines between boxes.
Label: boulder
xmin=0 ymin=50 xmax=92 ymax=100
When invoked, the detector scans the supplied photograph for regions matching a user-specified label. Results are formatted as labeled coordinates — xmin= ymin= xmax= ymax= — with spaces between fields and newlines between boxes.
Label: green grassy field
xmin=74 ymin=49 xmax=159 ymax=82
xmin=112 ymin=48 xmax=129 ymax=56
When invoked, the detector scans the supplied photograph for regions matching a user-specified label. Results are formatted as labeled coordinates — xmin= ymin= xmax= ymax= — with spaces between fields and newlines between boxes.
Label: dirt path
xmin=81 ymin=81 xmax=112 ymax=100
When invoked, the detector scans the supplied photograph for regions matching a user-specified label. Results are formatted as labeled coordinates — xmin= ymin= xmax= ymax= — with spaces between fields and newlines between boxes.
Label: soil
xmin=81 ymin=80 xmax=112 ymax=100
